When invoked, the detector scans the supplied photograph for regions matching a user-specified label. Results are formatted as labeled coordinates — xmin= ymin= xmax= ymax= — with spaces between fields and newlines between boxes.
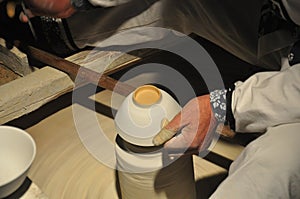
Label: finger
xmin=199 ymin=118 xmax=217 ymax=152
xmin=22 ymin=8 xmax=35 ymax=18
xmin=19 ymin=12 xmax=29 ymax=23
xmin=164 ymin=113 xmax=215 ymax=151
xmin=6 ymin=1 xmax=16 ymax=18
xmin=164 ymin=112 xmax=186 ymax=132
xmin=152 ymin=113 xmax=186 ymax=146
xmin=164 ymin=125 xmax=195 ymax=149
xmin=152 ymin=128 xmax=177 ymax=146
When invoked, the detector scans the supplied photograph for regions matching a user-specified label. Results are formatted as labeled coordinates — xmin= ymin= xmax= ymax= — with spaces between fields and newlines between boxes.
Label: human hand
xmin=153 ymin=95 xmax=217 ymax=152
xmin=19 ymin=0 xmax=76 ymax=22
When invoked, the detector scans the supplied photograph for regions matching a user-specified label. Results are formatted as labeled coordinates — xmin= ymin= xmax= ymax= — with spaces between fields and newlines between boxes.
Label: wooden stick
xmin=14 ymin=41 xmax=135 ymax=96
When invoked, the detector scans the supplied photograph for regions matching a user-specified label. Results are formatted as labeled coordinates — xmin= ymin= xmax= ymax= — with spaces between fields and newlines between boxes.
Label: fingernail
xmin=19 ymin=13 xmax=28 ymax=23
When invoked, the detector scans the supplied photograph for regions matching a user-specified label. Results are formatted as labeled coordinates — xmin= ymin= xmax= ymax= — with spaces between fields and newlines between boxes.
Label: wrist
xmin=209 ymin=89 xmax=227 ymax=123
xmin=209 ymin=88 xmax=236 ymax=138
xmin=225 ymin=88 xmax=235 ymax=131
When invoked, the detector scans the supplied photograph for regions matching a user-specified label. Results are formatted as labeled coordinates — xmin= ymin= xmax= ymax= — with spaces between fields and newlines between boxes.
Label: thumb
xmin=6 ymin=1 xmax=16 ymax=18
xmin=19 ymin=12 xmax=29 ymax=23
xmin=152 ymin=113 xmax=185 ymax=146
xmin=19 ymin=8 xmax=35 ymax=23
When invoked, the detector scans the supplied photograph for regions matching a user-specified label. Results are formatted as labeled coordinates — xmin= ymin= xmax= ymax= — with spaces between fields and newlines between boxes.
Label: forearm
xmin=231 ymin=64 xmax=300 ymax=133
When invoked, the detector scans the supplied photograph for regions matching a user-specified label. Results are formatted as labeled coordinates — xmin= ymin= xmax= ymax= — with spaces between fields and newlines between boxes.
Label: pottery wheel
xmin=25 ymin=88 xmax=232 ymax=198
xmin=26 ymin=104 xmax=121 ymax=199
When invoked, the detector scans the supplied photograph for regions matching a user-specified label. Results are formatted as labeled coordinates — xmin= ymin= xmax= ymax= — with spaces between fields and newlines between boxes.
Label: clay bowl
xmin=0 ymin=126 xmax=36 ymax=198
xmin=115 ymin=85 xmax=181 ymax=146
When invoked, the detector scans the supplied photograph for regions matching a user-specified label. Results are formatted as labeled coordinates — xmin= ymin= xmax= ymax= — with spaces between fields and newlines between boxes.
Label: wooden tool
xmin=14 ymin=41 xmax=136 ymax=96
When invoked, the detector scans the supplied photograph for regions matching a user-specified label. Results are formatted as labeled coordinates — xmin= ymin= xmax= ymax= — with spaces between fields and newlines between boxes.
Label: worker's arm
xmin=152 ymin=94 xmax=218 ymax=152
xmin=20 ymin=0 xmax=76 ymax=19
xmin=19 ymin=0 xmax=131 ymax=22
xmin=153 ymin=63 xmax=300 ymax=151
xmin=232 ymin=63 xmax=300 ymax=133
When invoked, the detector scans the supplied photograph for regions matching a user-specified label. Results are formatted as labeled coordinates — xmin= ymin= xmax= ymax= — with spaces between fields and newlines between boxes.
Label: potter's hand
xmin=19 ymin=0 xmax=76 ymax=22
xmin=153 ymin=95 xmax=217 ymax=152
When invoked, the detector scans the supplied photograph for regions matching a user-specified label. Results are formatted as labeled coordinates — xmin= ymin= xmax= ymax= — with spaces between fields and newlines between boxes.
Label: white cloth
xmin=282 ymin=0 xmax=300 ymax=25
xmin=67 ymin=0 xmax=164 ymax=48
xmin=210 ymin=123 xmax=300 ymax=199
xmin=68 ymin=0 xmax=284 ymax=69
xmin=88 ymin=0 xmax=300 ymax=26
xmin=232 ymin=62 xmax=300 ymax=133
xmin=88 ymin=0 xmax=130 ymax=7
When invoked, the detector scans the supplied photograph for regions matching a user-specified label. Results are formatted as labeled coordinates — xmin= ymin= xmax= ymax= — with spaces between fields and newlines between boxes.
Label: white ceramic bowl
xmin=115 ymin=85 xmax=181 ymax=146
xmin=0 ymin=126 xmax=36 ymax=198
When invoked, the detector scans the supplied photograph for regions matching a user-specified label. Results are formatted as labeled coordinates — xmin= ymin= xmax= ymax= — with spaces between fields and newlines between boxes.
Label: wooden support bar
xmin=14 ymin=41 xmax=135 ymax=96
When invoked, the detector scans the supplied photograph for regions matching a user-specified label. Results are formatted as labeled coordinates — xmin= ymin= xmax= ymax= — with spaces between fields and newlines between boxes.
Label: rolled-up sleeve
xmin=232 ymin=64 xmax=300 ymax=133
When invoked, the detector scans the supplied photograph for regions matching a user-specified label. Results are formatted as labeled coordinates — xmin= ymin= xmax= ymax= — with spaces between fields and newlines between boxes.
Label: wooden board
xmin=0 ymin=66 xmax=74 ymax=124
xmin=0 ymin=43 xmax=143 ymax=124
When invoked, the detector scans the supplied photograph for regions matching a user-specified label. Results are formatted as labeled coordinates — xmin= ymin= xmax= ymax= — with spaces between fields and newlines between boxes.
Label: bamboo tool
xmin=14 ymin=41 xmax=135 ymax=96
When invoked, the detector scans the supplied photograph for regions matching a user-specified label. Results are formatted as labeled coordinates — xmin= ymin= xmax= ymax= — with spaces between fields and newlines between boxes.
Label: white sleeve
xmin=232 ymin=64 xmax=300 ymax=133
xmin=88 ymin=0 xmax=130 ymax=7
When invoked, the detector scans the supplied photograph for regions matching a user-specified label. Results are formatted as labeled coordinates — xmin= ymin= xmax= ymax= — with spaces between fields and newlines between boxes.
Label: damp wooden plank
xmin=65 ymin=48 xmax=145 ymax=75
xmin=0 ymin=66 xmax=74 ymax=124
xmin=0 ymin=43 xmax=145 ymax=124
